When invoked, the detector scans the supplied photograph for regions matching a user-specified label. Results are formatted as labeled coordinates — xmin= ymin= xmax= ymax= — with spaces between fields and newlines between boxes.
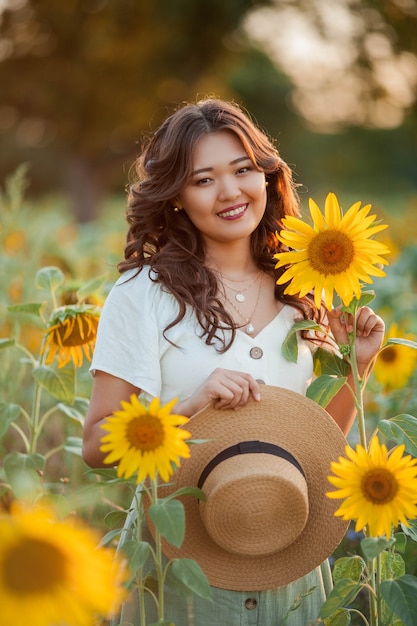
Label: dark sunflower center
xmin=380 ymin=347 xmax=397 ymax=364
xmin=308 ymin=230 xmax=354 ymax=275
xmin=57 ymin=314 xmax=98 ymax=347
xmin=4 ymin=537 xmax=67 ymax=593
xmin=126 ymin=415 xmax=165 ymax=451
xmin=362 ymin=468 xmax=398 ymax=504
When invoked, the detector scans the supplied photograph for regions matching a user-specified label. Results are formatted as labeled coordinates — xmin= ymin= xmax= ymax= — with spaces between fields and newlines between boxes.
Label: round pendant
xmin=246 ymin=323 xmax=255 ymax=335
xmin=235 ymin=293 xmax=245 ymax=303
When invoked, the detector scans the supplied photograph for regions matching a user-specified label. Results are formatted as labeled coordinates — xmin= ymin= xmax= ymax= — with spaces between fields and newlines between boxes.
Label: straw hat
xmin=146 ymin=385 xmax=349 ymax=591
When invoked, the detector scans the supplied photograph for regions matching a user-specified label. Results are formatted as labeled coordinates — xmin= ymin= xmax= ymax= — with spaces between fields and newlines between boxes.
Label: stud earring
xmin=265 ymin=181 xmax=269 ymax=187
xmin=173 ymin=206 xmax=180 ymax=212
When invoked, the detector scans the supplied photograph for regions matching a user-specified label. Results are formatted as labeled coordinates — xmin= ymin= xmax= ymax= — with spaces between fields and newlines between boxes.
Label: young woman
xmin=83 ymin=98 xmax=384 ymax=625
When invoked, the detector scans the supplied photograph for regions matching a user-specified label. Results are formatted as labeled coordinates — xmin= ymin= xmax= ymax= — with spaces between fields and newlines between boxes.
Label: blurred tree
xmin=244 ymin=0 xmax=417 ymax=132
xmin=240 ymin=0 xmax=417 ymax=202
xmin=225 ymin=36 xmax=417 ymax=204
xmin=0 ymin=0 xmax=270 ymax=220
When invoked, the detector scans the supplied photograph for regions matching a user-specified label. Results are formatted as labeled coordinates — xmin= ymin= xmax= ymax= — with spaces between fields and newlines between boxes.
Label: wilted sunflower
xmin=0 ymin=502 xmax=126 ymax=626
xmin=42 ymin=304 xmax=100 ymax=368
xmin=100 ymin=394 xmax=191 ymax=483
xmin=373 ymin=322 xmax=417 ymax=391
xmin=274 ymin=192 xmax=390 ymax=310
xmin=327 ymin=437 xmax=417 ymax=539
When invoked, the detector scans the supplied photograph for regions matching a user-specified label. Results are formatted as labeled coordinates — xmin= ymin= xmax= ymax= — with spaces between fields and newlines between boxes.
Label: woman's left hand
xmin=327 ymin=306 xmax=385 ymax=377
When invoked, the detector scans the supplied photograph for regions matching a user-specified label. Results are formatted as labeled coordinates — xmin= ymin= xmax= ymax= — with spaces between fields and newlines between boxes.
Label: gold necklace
xmin=222 ymin=273 xmax=264 ymax=335
xmin=220 ymin=270 xmax=263 ymax=303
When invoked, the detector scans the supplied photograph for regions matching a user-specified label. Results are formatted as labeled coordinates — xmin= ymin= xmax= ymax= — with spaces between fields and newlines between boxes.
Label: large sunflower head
xmin=274 ymin=192 xmax=390 ymax=310
xmin=327 ymin=436 xmax=417 ymax=539
xmin=373 ymin=322 xmax=417 ymax=392
xmin=42 ymin=304 xmax=100 ymax=368
xmin=100 ymin=394 xmax=191 ymax=483
xmin=0 ymin=502 xmax=126 ymax=626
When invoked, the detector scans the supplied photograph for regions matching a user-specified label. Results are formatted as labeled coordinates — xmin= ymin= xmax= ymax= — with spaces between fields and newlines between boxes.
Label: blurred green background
xmin=0 ymin=0 xmax=416 ymax=224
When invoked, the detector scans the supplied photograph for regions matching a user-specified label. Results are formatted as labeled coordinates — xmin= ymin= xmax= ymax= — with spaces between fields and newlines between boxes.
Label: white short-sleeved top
xmin=91 ymin=268 xmax=314 ymax=403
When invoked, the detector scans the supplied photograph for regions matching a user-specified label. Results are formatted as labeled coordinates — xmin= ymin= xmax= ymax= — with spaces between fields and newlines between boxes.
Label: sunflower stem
xmin=43 ymin=443 xmax=65 ymax=461
xmin=35 ymin=405 xmax=60 ymax=440
xmin=9 ymin=421 xmax=31 ymax=452
xmin=375 ymin=552 xmax=383 ymax=626
xmin=368 ymin=556 xmax=379 ymax=626
xmin=347 ymin=306 xmax=379 ymax=624
xmin=349 ymin=608 xmax=371 ymax=626
xmin=152 ymin=475 xmax=166 ymax=622
xmin=29 ymin=374 xmax=43 ymax=453
xmin=347 ymin=315 xmax=367 ymax=449
xmin=29 ymin=343 xmax=48 ymax=453
xmin=135 ymin=489 xmax=147 ymax=626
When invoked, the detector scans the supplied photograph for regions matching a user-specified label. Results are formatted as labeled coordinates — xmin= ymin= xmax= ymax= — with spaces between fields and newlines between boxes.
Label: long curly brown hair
xmin=119 ymin=98 xmax=324 ymax=351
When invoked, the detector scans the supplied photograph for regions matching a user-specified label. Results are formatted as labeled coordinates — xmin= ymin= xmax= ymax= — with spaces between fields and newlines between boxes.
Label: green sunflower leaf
xmin=104 ymin=510 xmax=128 ymax=529
xmin=63 ymin=436 xmax=83 ymax=457
xmin=76 ymin=274 xmax=108 ymax=301
xmin=393 ymin=532 xmax=407 ymax=554
xmin=0 ymin=337 xmax=16 ymax=349
xmin=121 ymin=539 xmax=150 ymax=572
xmin=57 ymin=398 xmax=89 ymax=424
xmin=0 ymin=402 xmax=21 ymax=438
xmin=361 ymin=536 xmax=393 ymax=559
xmin=387 ymin=337 xmax=417 ymax=350
xmin=97 ymin=527 xmax=123 ymax=547
xmin=7 ymin=302 xmax=43 ymax=319
xmin=169 ymin=558 xmax=212 ymax=600
xmin=85 ymin=467 xmax=121 ymax=480
xmin=282 ymin=320 xmax=324 ymax=363
xmin=306 ymin=375 xmax=347 ymax=407
xmin=380 ymin=575 xmax=417 ymax=626
xmin=332 ymin=556 xmax=366 ymax=583
xmin=378 ymin=414 xmax=417 ymax=456
xmin=163 ymin=485 xmax=206 ymax=503
xmin=341 ymin=291 xmax=375 ymax=314
xmin=148 ymin=498 xmax=185 ymax=548
xmin=3 ymin=451 xmax=45 ymax=499
xmin=313 ymin=347 xmax=350 ymax=377
xmin=319 ymin=579 xmax=362 ymax=619
xmin=401 ymin=519 xmax=417 ymax=542
xmin=322 ymin=608 xmax=351 ymax=625
xmin=35 ymin=266 xmax=65 ymax=292
xmin=32 ymin=364 xmax=75 ymax=403
xmin=356 ymin=291 xmax=376 ymax=308
xmin=381 ymin=550 xmax=405 ymax=580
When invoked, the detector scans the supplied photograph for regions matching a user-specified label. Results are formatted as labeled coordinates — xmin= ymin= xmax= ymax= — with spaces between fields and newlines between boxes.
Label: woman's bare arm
xmin=82 ymin=371 xmax=141 ymax=468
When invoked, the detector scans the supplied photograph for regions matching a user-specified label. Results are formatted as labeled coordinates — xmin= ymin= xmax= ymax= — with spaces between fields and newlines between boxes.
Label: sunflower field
xmin=1 ymin=165 xmax=417 ymax=626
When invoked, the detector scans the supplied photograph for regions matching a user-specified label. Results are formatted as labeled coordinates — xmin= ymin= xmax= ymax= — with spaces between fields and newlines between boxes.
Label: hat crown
xmin=199 ymin=450 xmax=309 ymax=556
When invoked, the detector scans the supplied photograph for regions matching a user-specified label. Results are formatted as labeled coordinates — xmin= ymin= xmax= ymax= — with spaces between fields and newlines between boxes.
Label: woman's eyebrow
xmin=191 ymin=156 xmax=251 ymax=176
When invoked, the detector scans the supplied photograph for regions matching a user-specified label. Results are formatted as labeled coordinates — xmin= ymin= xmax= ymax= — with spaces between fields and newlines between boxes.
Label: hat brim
xmin=145 ymin=385 xmax=348 ymax=591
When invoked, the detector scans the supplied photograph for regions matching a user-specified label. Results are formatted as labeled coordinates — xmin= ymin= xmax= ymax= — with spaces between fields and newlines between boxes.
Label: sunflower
xmin=373 ymin=322 xmax=417 ymax=391
xmin=100 ymin=394 xmax=191 ymax=483
xmin=327 ymin=437 xmax=417 ymax=539
xmin=0 ymin=502 xmax=126 ymax=626
xmin=42 ymin=304 xmax=100 ymax=368
xmin=3 ymin=230 xmax=26 ymax=256
xmin=274 ymin=192 xmax=390 ymax=310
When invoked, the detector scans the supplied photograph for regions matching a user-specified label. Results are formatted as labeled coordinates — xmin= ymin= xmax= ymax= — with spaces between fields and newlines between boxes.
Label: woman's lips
xmin=217 ymin=204 xmax=248 ymax=219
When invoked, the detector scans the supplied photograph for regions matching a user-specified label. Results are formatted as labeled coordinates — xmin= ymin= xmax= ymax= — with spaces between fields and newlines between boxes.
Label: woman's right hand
xmin=174 ymin=368 xmax=261 ymax=417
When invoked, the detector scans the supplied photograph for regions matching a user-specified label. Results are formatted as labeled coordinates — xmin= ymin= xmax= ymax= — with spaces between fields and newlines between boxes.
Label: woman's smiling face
xmin=177 ymin=131 xmax=267 ymax=248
